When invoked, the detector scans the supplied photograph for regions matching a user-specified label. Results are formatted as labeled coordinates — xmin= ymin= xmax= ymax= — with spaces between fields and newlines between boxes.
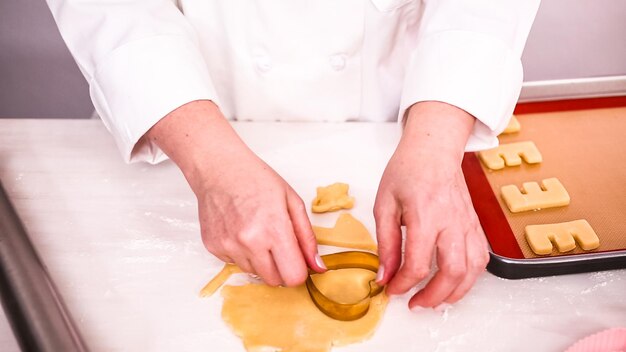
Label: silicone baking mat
xmin=462 ymin=106 xmax=626 ymax=273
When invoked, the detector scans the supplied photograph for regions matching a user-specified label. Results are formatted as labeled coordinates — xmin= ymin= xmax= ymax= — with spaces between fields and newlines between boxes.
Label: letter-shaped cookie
xmin=478 ymin=141 xmax=542 ymax=170
xmin=501 ymin=177 xmax=570 ymax=213
xmin=500 ymin=115 xmax=521 ymax=134
xmin=525 ymin=220 xmax=600 ymax=255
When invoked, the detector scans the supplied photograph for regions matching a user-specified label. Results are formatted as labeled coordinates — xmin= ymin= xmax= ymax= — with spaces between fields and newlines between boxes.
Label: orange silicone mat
xmin=478 ymin=107 xmax=626 ymax=259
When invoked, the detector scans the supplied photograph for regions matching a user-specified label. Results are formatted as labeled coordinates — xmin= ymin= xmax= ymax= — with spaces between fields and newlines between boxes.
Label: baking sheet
xmin=475 ymin=107 xmax=626 ymax=258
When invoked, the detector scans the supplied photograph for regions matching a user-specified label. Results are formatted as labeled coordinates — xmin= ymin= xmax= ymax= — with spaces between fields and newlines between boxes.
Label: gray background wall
xmin=0 ymin=0 xmax=93 ymax=119
xmin=522 ymin=0 xmax=626 ymax=81
xmin=1 ymin=0 xmax=625 ymax=119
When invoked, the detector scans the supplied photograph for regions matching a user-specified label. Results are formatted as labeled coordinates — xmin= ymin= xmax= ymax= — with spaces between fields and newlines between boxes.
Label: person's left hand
xmin=373 ymin=101 xmax=490 ymax=310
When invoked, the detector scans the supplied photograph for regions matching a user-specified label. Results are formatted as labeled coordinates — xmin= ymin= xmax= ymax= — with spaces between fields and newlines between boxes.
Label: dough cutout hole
xmin=501 ymin=177 xmax=570 ymax=213
xmin=525 ymin=219 xmax=600 ymax=255
xmin=478 ymin=141 xmax=542 ymax=170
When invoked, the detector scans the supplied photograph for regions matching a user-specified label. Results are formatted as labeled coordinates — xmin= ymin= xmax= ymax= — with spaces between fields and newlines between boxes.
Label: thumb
xmin=374 ymin=195 xmax=402 ymax=285
xmin=286 ymin=190 xmax=326 ymax=273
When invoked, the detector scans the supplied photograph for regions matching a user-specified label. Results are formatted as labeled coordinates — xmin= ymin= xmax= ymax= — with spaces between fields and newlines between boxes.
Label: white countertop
xmin=0 ymin=119 xmax=624 ymax=352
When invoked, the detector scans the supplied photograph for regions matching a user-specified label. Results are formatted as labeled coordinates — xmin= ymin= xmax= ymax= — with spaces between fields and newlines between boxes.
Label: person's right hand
xmin=194 ymin=146 xmax=327 ymax=287
xmin=143 ymin=100 xmax=326 ymax=286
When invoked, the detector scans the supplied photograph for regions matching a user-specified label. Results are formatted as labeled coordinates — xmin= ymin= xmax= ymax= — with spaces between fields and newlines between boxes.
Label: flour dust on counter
xmin=2 ymin=120 xmax=625 ymax=352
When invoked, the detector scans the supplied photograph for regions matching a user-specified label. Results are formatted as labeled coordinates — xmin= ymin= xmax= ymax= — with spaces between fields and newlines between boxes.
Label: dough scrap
xmin=478 ymin=141 xmax=542 ymax=170
xmin=312 ymin=183 xmax=355 ymax=213
xmin=501 ymin=177 xmax=570 ymax=213
xmin=200 ymin=264 xmax=242 ymax=297
xmin=501 ymin=115 xmax=521 ymax=134
xmin=313 ymin=213 xmax=377 ymax=252
xmin=525 ymin=219 xmax=600 ymax=255
xmin=221 ymin=268 xmax=388 ymax=352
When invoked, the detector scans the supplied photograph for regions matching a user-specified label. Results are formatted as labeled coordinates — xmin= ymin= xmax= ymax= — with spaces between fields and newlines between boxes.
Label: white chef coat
xmin=46 ymin=0 xmax=540 ymax=164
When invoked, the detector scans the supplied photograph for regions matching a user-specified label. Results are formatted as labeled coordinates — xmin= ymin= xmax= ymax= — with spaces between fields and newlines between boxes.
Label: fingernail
xmin=410 ymin=305 xmax=425 ymax=314
xmin=434 ymin=303 xmax=452 ymax=313
xmin=315 ymin=254 xmax=327 ymax=270
xmin=376 ymin=264 xmax=385 ymax=283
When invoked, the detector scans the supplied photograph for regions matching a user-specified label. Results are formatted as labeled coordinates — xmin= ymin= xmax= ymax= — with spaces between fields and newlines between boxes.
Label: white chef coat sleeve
xmin=46 ymin=0 xmax=219 ymax=163
xmin=399 ymin=0 xmax=540 ymax=151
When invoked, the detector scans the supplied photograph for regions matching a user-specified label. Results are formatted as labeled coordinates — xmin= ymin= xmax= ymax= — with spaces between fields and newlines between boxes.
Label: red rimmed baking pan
xmin=462 ymin=98 xmax=626 ymax=279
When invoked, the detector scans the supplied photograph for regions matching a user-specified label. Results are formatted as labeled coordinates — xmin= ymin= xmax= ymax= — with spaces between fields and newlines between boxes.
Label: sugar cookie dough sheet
xmin=203 ymin=211 xmax=386 ymax=351
xmin=221 ymin=269 xmax=388 ymax=352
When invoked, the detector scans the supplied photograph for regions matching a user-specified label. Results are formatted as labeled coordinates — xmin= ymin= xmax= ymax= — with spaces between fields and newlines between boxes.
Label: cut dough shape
xmin=221 ymin=268 xmax=388 ymax=352
xmin=312 ymin=183 xmax=355 ymax=213
xmin=525 ymin=219 xmax=600 ymax=255
xmin=501 ymin=177 xmax=570 ymax=213
xmin=478 ymin=141 xmax=542 ymax=170
xmin=501 ymin=115 xmax=521 ymax=134
xmin=313 ymin=213 xmax=377 ymax=252
xmin=306 ymin=252 xmax=382 ymax=321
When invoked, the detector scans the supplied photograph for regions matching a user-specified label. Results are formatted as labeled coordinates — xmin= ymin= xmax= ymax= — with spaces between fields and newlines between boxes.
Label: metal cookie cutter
xmin=306 ymin=251 xmax=384 ymax=321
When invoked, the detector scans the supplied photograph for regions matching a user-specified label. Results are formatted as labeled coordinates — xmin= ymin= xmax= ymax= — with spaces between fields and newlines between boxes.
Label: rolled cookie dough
xmin=221 ymin=268 xmax=388 ymax=352
xmin=501 ymin=177 xmax=570 ymax=213
xmin=525 ymin=219 xmax=600 ymax=255
xmin=478 ymin=141 xmax=542 ymax=170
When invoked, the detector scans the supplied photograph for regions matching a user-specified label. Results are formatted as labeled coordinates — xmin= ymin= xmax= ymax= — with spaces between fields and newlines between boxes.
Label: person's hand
xmin=194 ymin=147 xmax=327 ymax=287
xmin=374 ymin=101 xmax=490 ymax=310
xmin=143 ymin=100 xmax=326 ymax=286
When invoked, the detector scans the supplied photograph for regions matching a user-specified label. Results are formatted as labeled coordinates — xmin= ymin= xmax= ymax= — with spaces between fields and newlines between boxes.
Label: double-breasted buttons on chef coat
xmin=329 ymin=55 xmax=347 ymax=71
xmin=255 ymin=53 xmax=348 ymax=73
xmin=46 ymin=0 xmax=540 ymax=164
xmin=254 ymin=56 xmax=273 ymax=73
